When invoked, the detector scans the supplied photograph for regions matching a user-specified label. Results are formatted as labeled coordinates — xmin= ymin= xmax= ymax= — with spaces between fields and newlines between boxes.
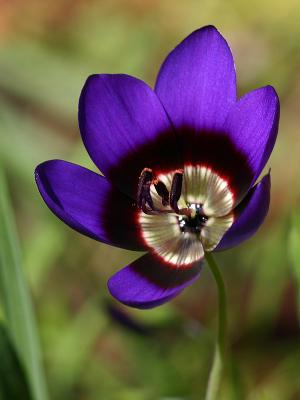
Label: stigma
xmin=178 ymin=204 xmax=208 ymax=234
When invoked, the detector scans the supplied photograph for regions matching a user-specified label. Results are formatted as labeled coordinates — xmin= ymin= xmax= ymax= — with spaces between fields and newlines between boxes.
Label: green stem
xmin=204 ymin=252 xmax=227 ymax=400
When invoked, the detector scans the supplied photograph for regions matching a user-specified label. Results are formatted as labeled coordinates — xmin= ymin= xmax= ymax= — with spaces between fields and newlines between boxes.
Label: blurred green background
xmin=0 ymin=1 xmax=300 ymax=399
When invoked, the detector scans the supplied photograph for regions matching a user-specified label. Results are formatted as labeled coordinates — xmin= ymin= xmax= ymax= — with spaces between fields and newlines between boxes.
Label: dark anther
xmin=154 ymin=180 xmax=169 ymax=206
xmin=169 ymin=169 xmax=183 ymax=213
xmin=137 ymin=167 xmax=186 ymax=215
xmin=137 ymin=168 xmax=155 ymax=212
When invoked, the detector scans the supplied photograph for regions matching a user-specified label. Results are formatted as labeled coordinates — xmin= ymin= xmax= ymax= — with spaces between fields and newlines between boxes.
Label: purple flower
xmin=35 ymin=26 xmax=279 ymax=309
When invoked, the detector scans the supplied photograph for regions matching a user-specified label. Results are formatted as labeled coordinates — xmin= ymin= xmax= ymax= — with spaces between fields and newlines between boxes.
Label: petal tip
xmin=34 ymin=159 xmax=53 ymax=182
xmin=260 ymin=171 xmax=271 ymax=188
xmin=251 ymin=85 xmax=280 ymax=108
xmin=35 ymin=159 xmax=70 ymax=181
xmin=183 ymin=25 xmax=230 ymax=47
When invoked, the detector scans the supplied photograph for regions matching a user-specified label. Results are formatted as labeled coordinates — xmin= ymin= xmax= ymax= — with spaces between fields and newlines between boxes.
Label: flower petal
xmin=79 ymin=74 xmax=180 ymax=198
xmin=223 ymin=86 xmax=279 ymax=194
xmin=108 ymin=253 xmax=202 ymax=309
xmin=35 ymin=160 xmax=144 ymax=251
xmin=215 ymin=174 xmax=271 ymax=251
xmin=201 ymin=213 xmax=234 ymax=251
xmin=155 ymin=25 xmax=236 ymax=132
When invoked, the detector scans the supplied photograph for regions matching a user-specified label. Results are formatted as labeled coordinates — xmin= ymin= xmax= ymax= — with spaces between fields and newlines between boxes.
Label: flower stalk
xmin=204 ymin=252 xmax=227 ymax=400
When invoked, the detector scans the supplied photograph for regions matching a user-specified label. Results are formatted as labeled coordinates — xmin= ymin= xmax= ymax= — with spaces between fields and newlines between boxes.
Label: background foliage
xmin=0 ymin=1 xmax=300 ymax=399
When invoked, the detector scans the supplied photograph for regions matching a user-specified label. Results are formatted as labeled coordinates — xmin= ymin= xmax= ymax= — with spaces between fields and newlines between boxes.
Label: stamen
xmin=154 ymin=180 xmax=169 ymax=206
xmin=137 ymin=168 xmax=186 ymax=216
xmin=169 ymin=169 xmax=183 ymax=213
xmin=137 ymin=168 xmax=155 ymax=211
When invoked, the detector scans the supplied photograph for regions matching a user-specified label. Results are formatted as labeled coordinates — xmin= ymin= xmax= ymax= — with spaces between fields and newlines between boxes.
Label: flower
xmin=35 ymin=26 xmax=279 ymax=309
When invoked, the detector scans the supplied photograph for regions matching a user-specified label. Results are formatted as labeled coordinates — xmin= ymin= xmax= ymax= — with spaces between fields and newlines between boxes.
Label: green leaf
xmin=0 ymin=323 xmax=32 ymax=400
xmin=0 ymin=168 xmax=48 ymax=400
xmin=288 ymin=210 xmax=300 ymax=321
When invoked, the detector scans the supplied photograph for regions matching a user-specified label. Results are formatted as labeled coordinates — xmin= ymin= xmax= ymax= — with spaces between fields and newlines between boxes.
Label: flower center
xmin=178 ymin=205 xmax=208 ymax=234
xmin=137 ymin=165 xmax=234 ymax=267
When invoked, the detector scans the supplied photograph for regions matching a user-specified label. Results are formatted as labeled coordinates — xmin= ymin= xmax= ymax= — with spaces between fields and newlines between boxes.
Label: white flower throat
xmin=137 ymin=165 xmax=234 ymax=267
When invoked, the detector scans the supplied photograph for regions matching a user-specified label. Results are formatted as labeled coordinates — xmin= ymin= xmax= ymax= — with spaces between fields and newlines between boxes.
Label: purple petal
xmin=215 ymin=174 xmax=271 ymax=251
xmin=155 ymin=25 xmax=236 ymax=132
xmin=223 ymin=86 xmax=279 ymax=195
xmin=79 ymin=74 xmax=180 ymax=198
xmin=35 ymin=160 xmax=144 ymax=251
xmin=108 ymin=253 xmax=202 ymax=309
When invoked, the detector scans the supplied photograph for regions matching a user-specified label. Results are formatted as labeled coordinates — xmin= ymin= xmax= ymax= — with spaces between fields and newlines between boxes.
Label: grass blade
xmin=0 ymin=322 xmax=32 ymax=400
xmin=288 ymin=210 xmax=300 ymax=322
xmin=0 ymin=168 xmax=48 ymax=400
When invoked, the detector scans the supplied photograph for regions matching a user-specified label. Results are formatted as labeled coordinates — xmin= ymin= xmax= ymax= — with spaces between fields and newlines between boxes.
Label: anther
xmin=137 ymin=168 xmax=155 ymax=211
xmin=169 ymin=169 xmax=183 ymax=213
xmin=154 ymin=180 xmax=169 ymax=206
